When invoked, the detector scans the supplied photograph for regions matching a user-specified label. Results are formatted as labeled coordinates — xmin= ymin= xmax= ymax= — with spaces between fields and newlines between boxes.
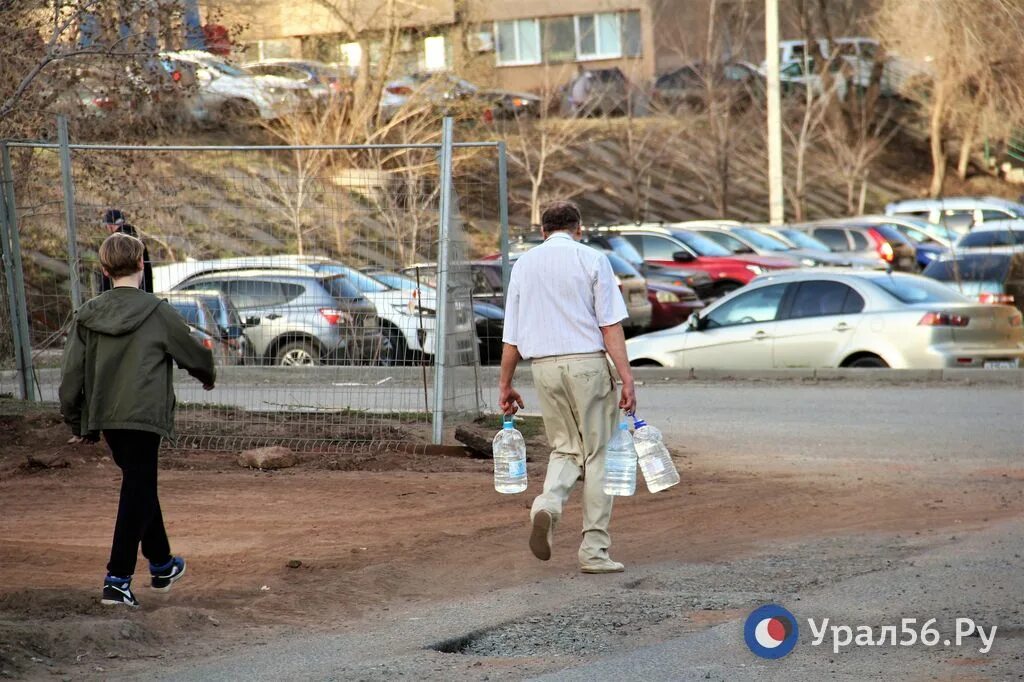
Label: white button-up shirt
xmin=502 ymin=232 xmax=629 ymax=360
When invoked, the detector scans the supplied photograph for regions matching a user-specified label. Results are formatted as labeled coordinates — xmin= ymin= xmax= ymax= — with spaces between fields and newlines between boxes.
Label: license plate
xmin=984 ymin=360 xmax=1020 ymax=369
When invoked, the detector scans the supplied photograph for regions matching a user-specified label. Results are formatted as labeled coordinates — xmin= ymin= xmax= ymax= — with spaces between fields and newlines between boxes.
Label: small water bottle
xmin=492 ymin=415 xmax=527 ymax=493
xmin=603 ymin=421 xmax=637 ymax=496
xmin=632 ymin=415 xmax=680 ymax=493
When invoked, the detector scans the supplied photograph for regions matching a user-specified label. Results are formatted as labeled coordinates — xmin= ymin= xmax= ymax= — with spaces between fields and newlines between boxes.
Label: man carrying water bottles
xmin=498 ymin=200 xmax=637 ymax=574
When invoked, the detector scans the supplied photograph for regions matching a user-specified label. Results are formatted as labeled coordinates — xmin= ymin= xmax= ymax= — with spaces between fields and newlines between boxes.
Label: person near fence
xmin=498 ymin=200 xmax=637 ymax=574
xmin=100 ymin=209 xmax=153 ymax=293
xmin=59 ymin=231 xmax=215 ymax=607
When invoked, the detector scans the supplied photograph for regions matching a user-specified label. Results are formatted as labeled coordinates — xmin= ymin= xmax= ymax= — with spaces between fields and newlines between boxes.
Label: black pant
xmin=104 ymin=430 xmax=172 ymax=577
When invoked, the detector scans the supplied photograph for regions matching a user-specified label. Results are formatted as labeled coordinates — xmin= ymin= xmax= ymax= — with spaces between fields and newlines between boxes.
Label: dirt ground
xmin=2 ymin=404 xmax=1023 ymax=680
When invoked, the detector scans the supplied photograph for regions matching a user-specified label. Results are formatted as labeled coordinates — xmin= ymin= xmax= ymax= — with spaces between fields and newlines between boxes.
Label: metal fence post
xmin=497 ymin=141 xmax=511 ymax=297
xmin=431 ymin=117 xmax=455 ymax=445
xmin=0 ymin=142 xmax=37 ymax=401
xmin=57 ymin=116 xmax=83 ymax=310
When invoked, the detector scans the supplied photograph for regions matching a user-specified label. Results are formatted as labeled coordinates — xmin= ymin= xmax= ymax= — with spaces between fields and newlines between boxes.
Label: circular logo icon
xmin=744 ymin=604 xmax=799 ymax=659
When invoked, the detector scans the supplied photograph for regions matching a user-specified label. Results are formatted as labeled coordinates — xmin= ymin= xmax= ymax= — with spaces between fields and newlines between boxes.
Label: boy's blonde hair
xmin=99 ymin=232 xmax=144 ymax=279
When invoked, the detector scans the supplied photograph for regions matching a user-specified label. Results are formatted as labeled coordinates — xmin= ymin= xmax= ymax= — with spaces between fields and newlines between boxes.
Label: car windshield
xmin=170 ymin=301 xmax=200 ymax=326
xmin=320 ymin=275 xmax=366 ymax=299
xmin=957 ymin=230 xmax=1024 ymax=248
xmin=604 ymin=235 xmax=645 ymax=266
xmin=734 ymin=227 xmax=792 ymax=251
xmin=599 ymin=250 xmax=641 ymax=277
xmin=779 ymin=229 xmax=831 ymax=252
xmin=371 ymin=272 xmax=439 ymax=296
xmin=670 ymin=230 xmax=733 ymax=257
xmin=867 ymin=274 xmax=971 ymax=303
xmin=923 ymin=255 xmax=1012 ymax=282
xmin=309 ymin=264 xmax=390 ymax=292
xmin=872 ymin=224 xmax=915 ymax=245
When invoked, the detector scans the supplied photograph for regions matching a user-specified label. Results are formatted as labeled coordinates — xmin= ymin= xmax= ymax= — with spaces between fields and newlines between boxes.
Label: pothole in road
xmin=428 ymin=593 xmax=692 ymax=658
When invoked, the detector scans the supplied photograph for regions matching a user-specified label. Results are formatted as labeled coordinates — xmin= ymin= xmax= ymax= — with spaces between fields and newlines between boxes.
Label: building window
xmin=495 ymin=18 xmax=541 ymax=65
xmin=423 ymin=35 xmax=447 ymax=71
xmin=339 ymin=41 xmax=362 ymax=70
xmin=542 ymin=16 xmax=575 ymax=63
xmin=575 ymin=12 xmax=621 ymax=60
xmin=623 ymin=10 xmax=642 ymax=58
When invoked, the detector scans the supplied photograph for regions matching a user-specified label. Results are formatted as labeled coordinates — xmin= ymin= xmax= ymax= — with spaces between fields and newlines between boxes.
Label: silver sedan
xmin=626 ymin=270 xmax=1024 ymax=370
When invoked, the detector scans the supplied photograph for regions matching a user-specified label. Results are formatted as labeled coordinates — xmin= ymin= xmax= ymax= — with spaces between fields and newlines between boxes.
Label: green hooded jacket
xmin=59 ymin=287 xmax=216 ymax=439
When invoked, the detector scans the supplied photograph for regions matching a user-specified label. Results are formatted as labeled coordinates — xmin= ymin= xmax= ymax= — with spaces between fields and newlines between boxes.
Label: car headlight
xmin=800 ymin=257 xmax=819 ymax=267
xmin=745 ymin=265 xmax=765 ymax=274
xmin=655 ymin=290 xmax=681 ymax=303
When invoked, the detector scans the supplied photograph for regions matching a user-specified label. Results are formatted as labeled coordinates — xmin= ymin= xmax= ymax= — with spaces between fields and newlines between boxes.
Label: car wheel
xmin=847 ymin=355 xmax=888 ymax=368
xmin=221 ymin=99 xmax=259 ymax=126
xmin=276 ymin=340 xmax=319 ymax=367
xmin=379 ymin=326 xmax=415 ymax=366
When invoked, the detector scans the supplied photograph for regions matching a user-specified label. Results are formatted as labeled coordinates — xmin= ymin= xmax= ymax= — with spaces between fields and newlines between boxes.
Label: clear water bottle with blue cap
xmin=632 ymin=414 xmax=679 ymax=493
xmin=492 ymin=415 xmax=527 ymax=493
xmin=603 ymin=421 xmax=637 ymax=496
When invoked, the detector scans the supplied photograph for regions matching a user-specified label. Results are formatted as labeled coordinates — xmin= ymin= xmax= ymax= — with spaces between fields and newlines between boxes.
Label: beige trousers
xmin=529 ymin=353 xmax=620 ymax=566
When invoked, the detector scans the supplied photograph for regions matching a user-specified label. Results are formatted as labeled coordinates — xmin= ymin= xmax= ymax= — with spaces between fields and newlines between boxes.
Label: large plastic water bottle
xmin=603 ymin=422 xmax=637 ymax=496
xmin=632 ymin=415 xmax=680 ymax=493
xmin=492 ymin=416 xmax=527 ymax=493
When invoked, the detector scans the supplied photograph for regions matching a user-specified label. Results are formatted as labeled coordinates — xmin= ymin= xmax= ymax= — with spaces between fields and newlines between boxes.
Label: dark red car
xmin=616 ymin=226 xmax=795 ymax=296
xmin=647 ymin=280 xmax=705 ymax=330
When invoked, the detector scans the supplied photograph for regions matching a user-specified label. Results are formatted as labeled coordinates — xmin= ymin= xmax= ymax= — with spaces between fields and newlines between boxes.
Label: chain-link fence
xmin=0 ymin=117 xmax=509 ymax=450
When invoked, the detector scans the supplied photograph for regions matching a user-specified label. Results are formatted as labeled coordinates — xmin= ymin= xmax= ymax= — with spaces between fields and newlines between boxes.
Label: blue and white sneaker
xmin=150 ymin=556 xmax=186 ymax=592
xmin=101 ymin=576 xmax=140 ymax=608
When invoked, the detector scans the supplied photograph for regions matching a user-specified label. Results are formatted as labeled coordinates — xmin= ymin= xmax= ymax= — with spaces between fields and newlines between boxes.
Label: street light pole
xmin=765 ymin=0 xmax=785 ymax=224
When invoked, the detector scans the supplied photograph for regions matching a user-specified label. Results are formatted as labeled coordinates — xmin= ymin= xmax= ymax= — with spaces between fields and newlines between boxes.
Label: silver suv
xmin=174 ymin=270 xmax=383 ymax=366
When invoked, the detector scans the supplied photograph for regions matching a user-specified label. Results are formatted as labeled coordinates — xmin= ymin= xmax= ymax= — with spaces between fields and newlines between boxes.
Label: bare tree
xmin=876 ymin=0 xmax=1024 ymax=195
xmin=503 ymin=70 xmax=592 ymax=226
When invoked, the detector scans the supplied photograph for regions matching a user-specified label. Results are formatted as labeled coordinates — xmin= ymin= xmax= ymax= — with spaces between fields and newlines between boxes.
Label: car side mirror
xmin=244 ymin=316 xmax=260 ymax=327
xmin=673 ymin=250 xmax=695 ymax=263
xmin=687 ymin=313 xmax=703 ymax=331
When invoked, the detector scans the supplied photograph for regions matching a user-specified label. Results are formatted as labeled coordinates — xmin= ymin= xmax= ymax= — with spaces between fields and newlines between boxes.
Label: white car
xmin=154 ymin=256 xmax=472 ymax=364
xmin=163 ymin=51 xmax=300 ymax=121
xmin=885 ymin=196 xmax=1024 ymax=233
xmin=627 ymin=270 xmax=1023 ymax=370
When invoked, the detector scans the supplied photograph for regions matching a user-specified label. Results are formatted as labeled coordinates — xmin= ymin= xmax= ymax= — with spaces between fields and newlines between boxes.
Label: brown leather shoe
xmin=529 ymin=510 xmax=553 ymax=561
xmin=580 ymin=560 xmax=624 ymax=574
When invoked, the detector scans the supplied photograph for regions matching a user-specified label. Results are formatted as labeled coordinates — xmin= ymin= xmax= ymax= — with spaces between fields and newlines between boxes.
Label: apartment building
xmin=203 ymin=1 xmax=872 ymax=92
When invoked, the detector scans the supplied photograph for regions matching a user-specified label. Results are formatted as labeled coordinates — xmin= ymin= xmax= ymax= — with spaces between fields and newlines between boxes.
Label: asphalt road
xmin=120 ymin=380 xmax=1024 ymax=681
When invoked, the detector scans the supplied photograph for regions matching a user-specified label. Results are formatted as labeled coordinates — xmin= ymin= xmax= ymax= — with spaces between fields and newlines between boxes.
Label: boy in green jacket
xmin=60 ymin=232 xmax=216 ymax=607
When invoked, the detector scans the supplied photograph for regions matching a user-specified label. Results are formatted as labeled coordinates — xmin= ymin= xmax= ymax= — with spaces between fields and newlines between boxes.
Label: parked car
xmin=627 ymin=270 xmax=1024 ymax=370
xmin=923 ymin=251 xmax=1024 ymax=316
xmin=884 ymin=197 xmax=1024 ymax=233
xmin=398 ymin=262 xmax=509 ymax=308
xmin=685 ymin=224 xmax=838 ymax=267
xmin=613 ymin=225 xmax=796 ymax=297
xmin=177 ymin=289 xmax=250 ymax=364
xmin=363 ymin=269 xmax=506 ymax=365
xmin=380 ymin=72 xmax=540 ymax=120
xmin=579 ymin=230 xmax=719 ymax=301
xmin=601 ymin=250 xmax=653 ymax=334
xmin=165 ymin=268 xmax=382 ymax=366
xmin=646 ymin=279 xmax=705 ymax=331
xmin=161 ymin=292 xmax=240 ymax=366
xmin=791 ymin=221 xmax=918 ymax=272
xmin=839 ymin=215 xmax=952 ymax=269
xmin=650 ymin=61 xmax=763 ymax=112
xmin=163 ymin=50 xmax=300 ymax=122
xmin=241 ymin=59 xmax=348 ymax=100
xmin=953 ymin=221 xmax=1024 ymax=251
xmin=754 ymin=225 xmax=885 ymax=269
